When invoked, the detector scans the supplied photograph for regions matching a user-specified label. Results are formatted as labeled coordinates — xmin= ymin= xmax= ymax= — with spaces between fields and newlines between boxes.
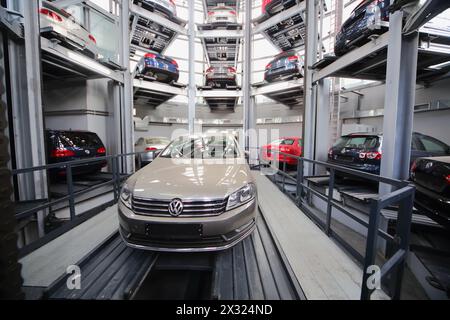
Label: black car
xmin=264 ymin=51 xmax=303 ymax=83
xmin=328 ymin=132 xmax=450 ymax=176
xmin=46 ymin=130 xmax=107 ymax=178
xmin=411 ymin=156 xmax=450 ymax=228
xmin=334 ymin=0 xmax=390 ymax=56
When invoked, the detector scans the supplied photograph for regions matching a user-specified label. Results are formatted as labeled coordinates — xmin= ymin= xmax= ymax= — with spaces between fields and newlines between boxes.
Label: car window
xmin=160 ymin=136 xmax=240 ymax=159
xmin=146 ymin=138 xmax=169 ymax=145
xmin=271 ymin=139 xmax=295 ymax=146
xmin=57 ymin=132 xmax=102 ymax=148
xmin=333 ymin=136 xmax=379 ymax=149
xmin=419 ymin=136 xmax=449 ymax=153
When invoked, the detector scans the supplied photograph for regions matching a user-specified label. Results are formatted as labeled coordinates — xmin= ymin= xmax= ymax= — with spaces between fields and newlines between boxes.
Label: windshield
xmin=160 ymin=136 xmax=240 ymax=159
xmin=271 ymin=139 xmax=295 ymax=146
xmin=56 ymin=132 xmax=103 ymax=148
xmin=333 ymin=136 xmax=379 ymax=150
xmin=146 ymin=138 xmax=169 ymax=145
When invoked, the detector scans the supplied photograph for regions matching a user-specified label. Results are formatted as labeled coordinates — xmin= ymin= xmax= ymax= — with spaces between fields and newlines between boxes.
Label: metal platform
xmin=252 ymin=79 xmax=304 ymax=108
xmin=129 ymin=1 xmax=186 ymax=59
xmin=313 ymin=31 xmax=450 ymax=84
xmin=133 ymin=78 xmax=186 ymax=108
xmin=41 ymin=37 xmax=124 ymax=83
xmin=252 ymin=1 xmax=306 ymax=52
xmin=45 ymin=212 xmax=304 ymax=300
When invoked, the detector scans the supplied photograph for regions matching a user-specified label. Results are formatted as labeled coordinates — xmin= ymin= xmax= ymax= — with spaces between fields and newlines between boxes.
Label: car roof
xmin=420 ymin=156 xmax=450 ymax=163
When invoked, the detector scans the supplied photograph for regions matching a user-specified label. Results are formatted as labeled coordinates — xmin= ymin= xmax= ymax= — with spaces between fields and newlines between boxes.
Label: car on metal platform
xmin=137 ymin=0 xmax=177 ymax=19
xmin=46 ymin=130 xmax=107 ymax=178
xmin=136 ymin=52 xmax=180 ymax=83
xmin=39 ymin=1 xmax=99 ymax=59
xmin=207 ymin=5 xmax=238 ymax=25
xmin=262 ymin=0 xmax=298 ymax=16
xmin=264 ymin=51 xmax=303 ymax=83
xmin=205 ymin=65 xmax=237 ymax=88
xmin=411 ymin=156 xmax=450 ymax=229
xmin=119 ymin=133 xmax=258 ymax=252
xmin=135 ymin=136 xmax=171 ymax=166
xmin=327 ymin=132 xmax=450 ymax=177
xmin=262 ymin=137 xmax=303 ymax=167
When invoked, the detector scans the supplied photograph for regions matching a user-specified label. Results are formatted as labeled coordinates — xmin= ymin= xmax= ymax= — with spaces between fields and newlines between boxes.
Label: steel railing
xmin=254 ymin=148 xmax=414 ymax=300
xmin=12 ymin=150 xmax=157 ymax=256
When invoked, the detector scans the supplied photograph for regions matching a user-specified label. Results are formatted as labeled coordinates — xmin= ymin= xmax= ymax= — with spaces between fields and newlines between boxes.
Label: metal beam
xmin=133 ymin=79 xmax=187 ymax=96
xmin=198 ymin=90 xmax=243 ymax=98
xmin=302 ymin=0 xmax=318 ymax=175
xmin=188 ymin=1 xmax=196 ymax=134
xmin=251 ymin=79 xmax=304 ymax=96
xmin=380 ymin=12 xmax=419 ymax=191
xmin=243 ymin=0 xmax=254 ymax=153
xmin=196 ymin=29 xmax=244 ymax=38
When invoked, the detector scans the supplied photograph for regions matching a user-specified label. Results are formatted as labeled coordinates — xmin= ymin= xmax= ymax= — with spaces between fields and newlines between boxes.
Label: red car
xmin=262 ymin=0 xmax=297 ymax=15
xmin=262 ymin=137 xmax=303 ymax=166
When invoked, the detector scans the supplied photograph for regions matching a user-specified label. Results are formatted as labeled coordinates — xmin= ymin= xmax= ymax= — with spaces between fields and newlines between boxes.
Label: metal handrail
xmin=255 ymin=148 xmax=414 ymax=300
xmin=12 ymin=150 xmax=158 ymax=251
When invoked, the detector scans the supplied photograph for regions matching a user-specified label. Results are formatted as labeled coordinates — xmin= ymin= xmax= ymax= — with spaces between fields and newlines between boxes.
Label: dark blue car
xmin=327 ymin=132 xmax=450 ymax=176
xmin=46 ymin=130 xmax=107 ymax=178
xmin=136 ymin=52 xmax=179 ymax=83
xmin=335 ymin=0 xmax=390 ymax=56
xmin=264 ymin=51 xmax=303 ymax=83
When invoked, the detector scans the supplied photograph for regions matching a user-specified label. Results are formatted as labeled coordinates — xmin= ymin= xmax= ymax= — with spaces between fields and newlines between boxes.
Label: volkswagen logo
xmin=168 ymin=199 xmax=184 ymax=217
xmin=85 ymin=150 xmax=91 ymax=155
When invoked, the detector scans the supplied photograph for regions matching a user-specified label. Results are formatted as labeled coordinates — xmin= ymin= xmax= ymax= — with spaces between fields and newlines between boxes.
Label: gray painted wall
xmin=340 ymin=78 xmax=450 ymax=145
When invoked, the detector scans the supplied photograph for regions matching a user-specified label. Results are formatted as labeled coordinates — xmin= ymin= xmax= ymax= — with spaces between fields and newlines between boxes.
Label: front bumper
xmin=118 ymin=198 xmax=258 ymax=252
xmin=264 ymin=66 xmax=301 ymax=83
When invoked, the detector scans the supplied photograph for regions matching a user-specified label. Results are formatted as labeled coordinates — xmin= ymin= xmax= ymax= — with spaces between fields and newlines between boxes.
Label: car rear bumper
xmin=414 ymin=184 xmax=450 ymax=227
xmin=141 ymin=0 xmax=176 ymax=17
xmin=327 ymin=159 xmax=380 ymax=176
xmin=264 ymin=66 xmax=301 ymax=82
xmin=118 ymin=198 xmax=258 ymax=252
xmin=262 ymin=154 xmax=298 ymax=165
xmin=141 ymin=65 xmax=179 ymax=82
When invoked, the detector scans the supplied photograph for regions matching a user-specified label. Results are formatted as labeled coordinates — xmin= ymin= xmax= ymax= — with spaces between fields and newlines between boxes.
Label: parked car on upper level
xmin=140 ymin=0 xmax=177 ymax=19
xmin=207 ymin=5 xmax=238 ymax=25
xmin=39 ymin=1 xmax=99 ymax=59
xmin=135 ymin=136 xmax=171 ymax=165
xmin=262 ymin=137 xmax=303 ymax=166
xmin=328 ymin=132 xmax=450 ymax=176
xmin=205 ymin=65 xmax=237 ymax=88
xmin=46 ymin=130 xmax=107 ymax=178
xmin=411 ymin=156 xmax=450 ymax=229
xmin=262 ymin=0 xmax=298 ymax=16
xmin=334 ymin=0 xmax=391 ymax=56
xmin=264 ymin=51 xmax=303 ymax=83
xmin=136 ymin=52 xmax=179 ymax=83
xmin=119 ymin=133 xmax=258 ymax=252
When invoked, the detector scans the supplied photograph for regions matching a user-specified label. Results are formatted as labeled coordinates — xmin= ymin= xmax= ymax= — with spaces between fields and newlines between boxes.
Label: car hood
xmin=130 ymin=157 xmax=253 ymax=200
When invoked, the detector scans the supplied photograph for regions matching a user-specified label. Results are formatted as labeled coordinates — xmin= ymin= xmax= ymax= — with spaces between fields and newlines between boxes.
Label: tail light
xmin=144 ymin=53 xmax=157 ymax=59
xmin=288 ymin=55 xmax=299 ymax=62
xmin=359 ymin=152 xmax=366 ymax=159
xmin=230 ymin=10 xmax=237 ymax=15
xmin=146 ymin=147 xmax=157 ymax=152
xmin=410 ymin=161 xmax=417 ymax=173
xmin=445 ymin=174 xmax=450 ymax=185
xmin=51 ymin=148 xmax=75 ymax=158
xmin=366 ymin=151 xmax=382 ymax=160
xmin=97 ymin=147 xmax=106 ymax=154
xmin=206 ymin=67 xmax=214 ymax=73
xmin=89 ymin=34 xmax=97 ymax=44
xmin=172 ymin=59 xmax=179 ymax=68
xmin=228 ymin=67 xmax=236 ymax=73
xmin=39 ymin=8 xmax=63 ymax=23
xmin=266 ymin=63 xmax=272 ymax=70
xmin=328 ymin=148 xmax=333 ymax=157
xmin=169 ymin=0 xmax=176 ymax=6
xmin=208 ymin=11 xmax=215 ymax=16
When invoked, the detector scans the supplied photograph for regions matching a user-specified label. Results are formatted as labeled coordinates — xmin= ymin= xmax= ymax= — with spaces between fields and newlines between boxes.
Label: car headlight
xmin=226 ymin=183 xmax=256 ymax=211
xmin=120 ymin=183 xmax=132 ymax=209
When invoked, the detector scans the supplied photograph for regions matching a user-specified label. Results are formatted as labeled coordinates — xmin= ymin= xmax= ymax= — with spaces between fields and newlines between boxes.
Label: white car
xmin=141 ymin=0 xmax=177 ymax=19
xmin=207 ymin=5 xmax=238 ymax=24
xmin=39 ymin=1 xmax=99 ymax=59
xmin=135 ymin=136 xmax=171 ymax=165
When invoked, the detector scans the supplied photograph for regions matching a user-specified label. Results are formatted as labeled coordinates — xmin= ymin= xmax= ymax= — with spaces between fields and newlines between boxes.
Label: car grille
xmin=132 ymin=196 xmax=228 ymax=217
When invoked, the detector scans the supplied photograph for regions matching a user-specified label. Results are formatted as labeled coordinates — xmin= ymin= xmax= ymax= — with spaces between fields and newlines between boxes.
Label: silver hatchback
xmin=207 ymin=5 xmax=238 ymax=24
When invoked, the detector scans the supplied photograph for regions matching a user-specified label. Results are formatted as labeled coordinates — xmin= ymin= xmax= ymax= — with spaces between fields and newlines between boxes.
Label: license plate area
xmin=145 ymin=223 xmax=203 ymax=240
